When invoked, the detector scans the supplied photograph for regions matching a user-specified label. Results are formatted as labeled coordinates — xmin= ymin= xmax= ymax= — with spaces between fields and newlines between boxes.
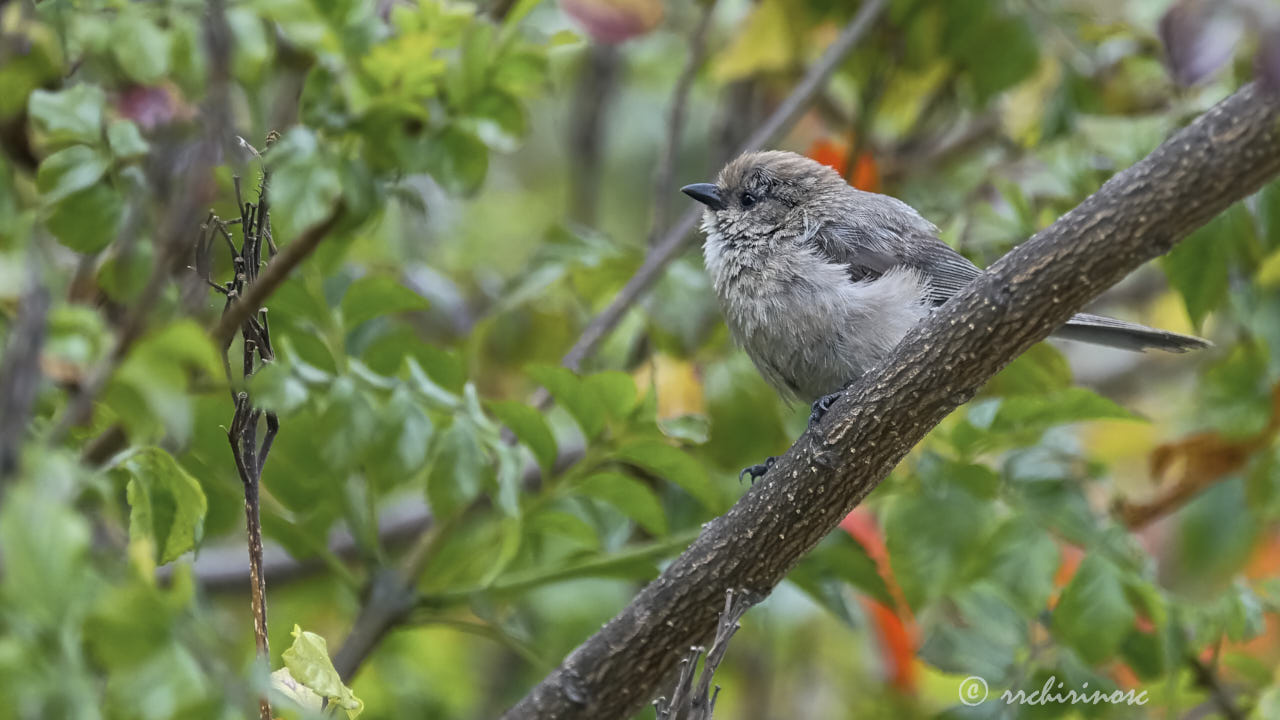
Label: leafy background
xmin=2 ymin=0 xmax=1280 ymax=718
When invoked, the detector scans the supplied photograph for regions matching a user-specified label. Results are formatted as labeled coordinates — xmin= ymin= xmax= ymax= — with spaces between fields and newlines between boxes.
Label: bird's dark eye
xmin=740 ymin=192 xmax=758 ymax=208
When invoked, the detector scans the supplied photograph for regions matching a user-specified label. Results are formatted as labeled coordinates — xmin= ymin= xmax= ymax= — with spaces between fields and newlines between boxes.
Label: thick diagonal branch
xmin=502 ymin=84 xmax=1280 ymax=720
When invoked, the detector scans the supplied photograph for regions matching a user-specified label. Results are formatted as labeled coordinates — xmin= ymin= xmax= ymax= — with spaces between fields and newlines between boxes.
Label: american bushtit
xmin=683 ymin=151 xmax=1208 ymax=477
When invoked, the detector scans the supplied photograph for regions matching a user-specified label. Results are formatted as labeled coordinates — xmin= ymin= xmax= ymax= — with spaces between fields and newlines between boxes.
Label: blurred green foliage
xmin=2 ymin=0 xmax=1280 ymax=718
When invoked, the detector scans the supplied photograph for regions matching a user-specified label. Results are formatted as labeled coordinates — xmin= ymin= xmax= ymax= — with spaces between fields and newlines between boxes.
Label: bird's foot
xmin=739 ymin=456 xmax=777 ymax=484
xmin=809 ymin=390 xmax=843 ymax=428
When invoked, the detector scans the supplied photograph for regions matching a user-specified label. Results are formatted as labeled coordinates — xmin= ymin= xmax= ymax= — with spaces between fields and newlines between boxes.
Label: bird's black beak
xmin=681 ymin=183 xmax=726 ymax=211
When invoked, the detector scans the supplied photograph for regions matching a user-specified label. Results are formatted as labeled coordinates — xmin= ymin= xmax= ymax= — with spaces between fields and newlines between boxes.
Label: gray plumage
xmin=684 ymin=150 xmax=1209 ymax=404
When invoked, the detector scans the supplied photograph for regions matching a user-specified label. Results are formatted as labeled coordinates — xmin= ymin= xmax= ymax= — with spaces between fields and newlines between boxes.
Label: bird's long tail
xmin=1052 ymin=313 xmax=1210 ymax=353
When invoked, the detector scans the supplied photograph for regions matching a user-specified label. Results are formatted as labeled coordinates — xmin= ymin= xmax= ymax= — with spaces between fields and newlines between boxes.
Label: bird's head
xmin=682 ymin=150 xmax=844 ymax=246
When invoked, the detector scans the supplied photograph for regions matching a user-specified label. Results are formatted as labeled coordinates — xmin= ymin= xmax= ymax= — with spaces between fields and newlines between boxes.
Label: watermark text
xmin=959 ymin=675 xmax=1149 ymax=708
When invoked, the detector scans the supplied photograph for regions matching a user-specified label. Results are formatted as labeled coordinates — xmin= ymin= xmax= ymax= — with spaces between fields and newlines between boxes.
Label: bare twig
xmin=1116 ymin=383 xmax=1280 ymax=529
xmin=331 ymin=569 xmax=417 ymax=682
xmin=654 ymin=589 xmax=753 ymax=720
xmin=212 ymin=203 xmax=346 ymax=350
xmin=651 ymin=1 xmax=717 ymax=236
xmin=1187 ymin=654 xmax=1244 ymax=720
xmin=567 ymin=43 xmax=623 ymax=226
xmin=558 ymin=0 xmax=889 ymax=372
xmin=205 ymin=152 xmax=289 ymax=720
xmin=0 ymin=276 xmax=50 ymax=483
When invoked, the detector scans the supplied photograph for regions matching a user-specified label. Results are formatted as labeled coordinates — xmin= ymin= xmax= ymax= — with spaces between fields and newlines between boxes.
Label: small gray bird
xmin=682 ymin=151 xmax=1208 ymax=478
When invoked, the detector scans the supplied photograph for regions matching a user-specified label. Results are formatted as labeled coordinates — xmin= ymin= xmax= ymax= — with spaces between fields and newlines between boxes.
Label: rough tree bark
xmin=501 ymin=83 xmax=1280 ymax=720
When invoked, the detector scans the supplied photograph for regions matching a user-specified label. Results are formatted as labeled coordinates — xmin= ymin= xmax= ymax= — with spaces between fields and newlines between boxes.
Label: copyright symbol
xmin=959 ymin=676 xmax=988 ymax=706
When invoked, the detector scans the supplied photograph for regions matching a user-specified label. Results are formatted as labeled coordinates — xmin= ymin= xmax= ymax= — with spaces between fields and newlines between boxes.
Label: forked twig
xmin=653 ymin=589 xmax=754 ymax=720
xmin=201 ymin=138 xmax=283 ymax=720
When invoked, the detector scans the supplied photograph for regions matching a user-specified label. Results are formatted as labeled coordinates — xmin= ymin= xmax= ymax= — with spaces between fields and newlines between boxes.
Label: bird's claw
xmin=739 ymin=456 xmax=777 ymax=484
xmin=809 ymin=390 xmax=843 ymax=428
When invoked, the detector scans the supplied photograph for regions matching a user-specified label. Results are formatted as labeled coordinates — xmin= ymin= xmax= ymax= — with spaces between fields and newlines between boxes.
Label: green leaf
xmin=112 ymin=12 xmax=172 ymax=84
xmin=27 ymin=85 xmax=105 ymax=147
xmin=488 ymin=400 xmax=557 ymax=475
xmin=129 ymin=320 xmax=224 ymax=379
xmin=917 ymin=453 xmax=1001 ymax=499
xmin=97 ymin=238 xmax=153 ymax=301
xmin=271 ymin=668 xmax=326 ymax=713
xmin=37 ymin=144 xmax=109 ymax=205
xmin=883 ymin=482 xmax=995 ymax=609
xmin=85 ymin=568 xmax=193 ymax=668
xmin=500 ymin=0 xmax=542 ymax=30
xmin=983 ymin=343 xmax=1071 ymax=397
xmin=1009 ymin=475 xmax=1101 ymax=547
xmin=1162 ymin=203 xmax=1249 ymax=326
xmin=37 ymin=142 xmax=123 ymax=252
xmin=917 ymin=583 xmax=1026 ymax=685
xmin=973 ymin=387 xmax=1141 ymax=445
xmin=612 ymin=439 xmax=719 ymax=511
xmin=123 ymin=447 xmax=208 ymax=565
xmin=280 ymin=625 xmax=364 ymax=718
xmin=250 ymin=362 xmax=310 ymax=415
xmin=340 ymin=275 xmax=429 ymax=329
xmin=1259 ymin=178 xmax=1280 ymax=252
xmin=1200 ymin=344 xmax=1272 ymax=439
xmin=704 ymin=355 xmax=788 ymax=469
xmin=525 ymin=509 xmax=599 ymax=550
xmin=944 ymin=2 xmax=1038 ymax=102
xmin=108 ymin=321 xmax=223 ymax=443
xmin=425 ymin=125 xmax=488 ymax=194
xmin=0 ymin=484 xmax=91 ymax=626
xmin=106 ymin=120 xmax=149 ymax=159
xmin=227 ymin=7 xmax=271 ymax=79
xmin=791 ymin=531 xmax=895 ymax=609
xmin=366 ymin=385 xmax=434 ymax=479
xmin=45 ymin=183 xmax=124 ymax=254
xmin=658 ymin=414 xmax=710 ymax=445
xmin=1051 ymin=554 xmax=1135 ymax=664
xmin=427 ymin=421 xmax=486 ymax=518
xmin=528 ymin=365 xmax=605 ymax=439
xmin=1119 ymin=627 xmax=1166 ymax=681
xmin=584 ymin=371 xmax=637 ymax=420
xmin=491 ymin=443 xmax=523 ymax=517
xmin=983 ymin=517 xmax=1060 ymax=615
xmin=467 ymin=89 xmax=526 ymax=151
xmin=1171 ymin=478 xmax=1260 ymax=590
xmin=576 ymin=471 xmax=668 ymax=536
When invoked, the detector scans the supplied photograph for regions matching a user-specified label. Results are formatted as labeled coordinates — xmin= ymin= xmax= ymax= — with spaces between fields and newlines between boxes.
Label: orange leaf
xmin=841 ymin=509 xmax=919 ymax=694
xmin=806 ymin=138 xmax=880 ymax=192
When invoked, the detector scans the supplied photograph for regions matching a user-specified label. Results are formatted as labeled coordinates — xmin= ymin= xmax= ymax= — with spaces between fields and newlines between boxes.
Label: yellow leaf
xmin=1258 ymin=247 xmax=1280 ymax=289
xmin=711 ymin=0 xmax=798 ymax=82
xmin=633 ymin=354 xmax=704 ymax=419
xmin=1000 ymin=57 xmax=1061 ymax=147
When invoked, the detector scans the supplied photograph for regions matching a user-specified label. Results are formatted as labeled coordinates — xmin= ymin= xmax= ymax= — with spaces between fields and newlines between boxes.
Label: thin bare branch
xmin=559 ymin=0 xmax=890 ymax=371
xmin=0 ymin=277 xmax=50 ymax=483
xmin=651 ymin=1 xmax=717 ymax=236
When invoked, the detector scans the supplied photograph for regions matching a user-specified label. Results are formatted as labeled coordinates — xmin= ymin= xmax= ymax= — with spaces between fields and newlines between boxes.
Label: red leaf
xmin=560 ymin=0 xmax=663 ymax=44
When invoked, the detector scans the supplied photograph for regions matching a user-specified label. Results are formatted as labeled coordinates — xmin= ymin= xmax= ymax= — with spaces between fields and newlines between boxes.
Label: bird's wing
xmin=907 ymin=235 xmax=984 ymax=305
xmin=815 ymin=221 xmax=983 ymax=306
